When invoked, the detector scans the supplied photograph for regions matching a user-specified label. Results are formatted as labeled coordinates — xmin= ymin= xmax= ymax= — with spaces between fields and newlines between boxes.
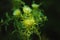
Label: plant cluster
xmin=0 ymin=0 xmax=48 ymax=40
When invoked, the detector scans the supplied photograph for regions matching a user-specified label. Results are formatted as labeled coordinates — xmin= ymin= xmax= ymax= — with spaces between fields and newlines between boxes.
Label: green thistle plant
xmin=0 ymin=0 xmax=48 ymax=40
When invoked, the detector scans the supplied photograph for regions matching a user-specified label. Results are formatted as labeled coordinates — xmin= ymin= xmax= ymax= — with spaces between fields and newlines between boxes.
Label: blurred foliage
xmin=0 ymin=0 xmax=48 ymax=40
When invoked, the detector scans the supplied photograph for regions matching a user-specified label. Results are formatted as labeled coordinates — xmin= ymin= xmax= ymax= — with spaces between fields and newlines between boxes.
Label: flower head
xmin=23 ymin=18 xmax=36 ymax=27
xmin=23 ymin=6 xmax=32 ymax=14
xmin=32 ymin=3 xmax=39 ymax=9
xmin=13 ymin=9 xmax=21 ymax=17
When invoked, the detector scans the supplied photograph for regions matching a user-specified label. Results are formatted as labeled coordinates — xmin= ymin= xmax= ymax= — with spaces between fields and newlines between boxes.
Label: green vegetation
xmin=0 ymin=0 xmax=48 ymax=40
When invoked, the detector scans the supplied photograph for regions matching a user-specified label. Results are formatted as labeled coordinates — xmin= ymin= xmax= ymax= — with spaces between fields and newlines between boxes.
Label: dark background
xmin=0 ymin=0 xmax=60 ymax=40
xmin=41 ymin=0 xmax=60 ymax=40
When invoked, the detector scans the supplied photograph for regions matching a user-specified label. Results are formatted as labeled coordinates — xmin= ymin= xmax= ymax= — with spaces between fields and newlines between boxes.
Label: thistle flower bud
xmin=32 ymin=3 xmax=39 ymax=9
xmin=23 ymin=6 xmax=32 ymax=14
xmin=13 ymin=9 xmax=21 ymax=17
xmin=23 ymin=18 xmax=36 ymax=27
